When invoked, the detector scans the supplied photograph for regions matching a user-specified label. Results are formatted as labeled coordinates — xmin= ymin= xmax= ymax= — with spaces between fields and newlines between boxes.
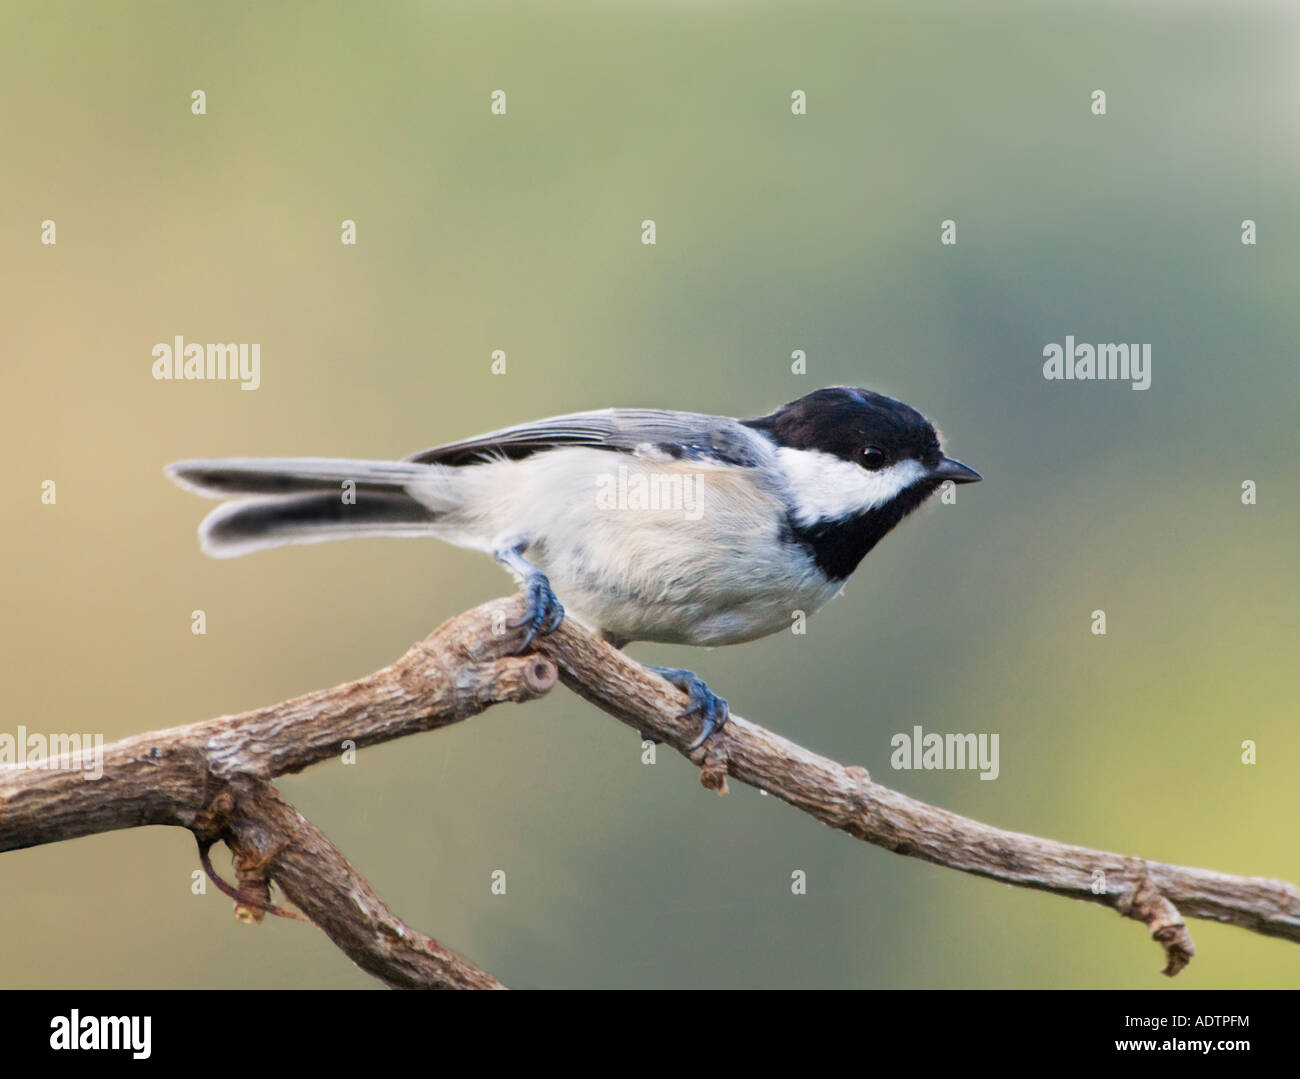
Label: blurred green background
xmin=2 ymin=0 xmax=1297 ymax=988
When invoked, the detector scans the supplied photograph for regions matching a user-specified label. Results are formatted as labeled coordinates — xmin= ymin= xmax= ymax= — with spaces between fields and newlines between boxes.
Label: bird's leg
xmin=494 ymin=541 xmax=564 ymax=654
xmin=642 ymin=665 xmax=730 ymax=750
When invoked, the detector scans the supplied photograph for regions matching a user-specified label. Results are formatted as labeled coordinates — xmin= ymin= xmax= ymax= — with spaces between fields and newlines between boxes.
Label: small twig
xmin=195 ymin=837 xmax=306 ymax=923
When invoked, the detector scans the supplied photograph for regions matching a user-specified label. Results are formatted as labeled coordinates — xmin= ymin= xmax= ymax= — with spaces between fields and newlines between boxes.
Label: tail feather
xmin=199 ymin=490 xmax=440 ymax=558
xmin=165 ymin=457 xmax=433 ymax=499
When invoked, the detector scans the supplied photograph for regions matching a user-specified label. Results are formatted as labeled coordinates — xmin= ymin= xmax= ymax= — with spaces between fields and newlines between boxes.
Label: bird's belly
xmin=540 ymin=537 xmax=841 ymax=647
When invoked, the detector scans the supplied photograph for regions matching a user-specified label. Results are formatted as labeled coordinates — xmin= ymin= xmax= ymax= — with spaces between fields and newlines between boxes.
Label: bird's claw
xmin=643 ymin=666 xmax=729 ymax=750
xmin=508 ymin=573 xmax=564 ymax=653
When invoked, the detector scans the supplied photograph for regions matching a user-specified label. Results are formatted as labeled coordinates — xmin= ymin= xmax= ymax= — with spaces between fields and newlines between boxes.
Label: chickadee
xmin=166 ymin=386 xmax=980 ymax=748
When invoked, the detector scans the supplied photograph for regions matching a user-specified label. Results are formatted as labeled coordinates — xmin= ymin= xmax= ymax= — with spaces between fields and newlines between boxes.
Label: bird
xmin=165 ymin=386 xmax=980 ymax=749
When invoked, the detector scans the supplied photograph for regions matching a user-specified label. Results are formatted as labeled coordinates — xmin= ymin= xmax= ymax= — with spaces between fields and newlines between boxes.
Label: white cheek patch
xmin=775 ymin=447 xmax=928 ymax=525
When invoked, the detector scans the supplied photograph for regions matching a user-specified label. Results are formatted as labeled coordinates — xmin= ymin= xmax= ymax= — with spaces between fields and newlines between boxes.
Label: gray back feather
xmin=404 ymin=409 xmax=774 ymax=468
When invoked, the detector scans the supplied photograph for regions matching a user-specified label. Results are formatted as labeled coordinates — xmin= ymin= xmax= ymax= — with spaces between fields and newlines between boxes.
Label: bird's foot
xmin=643 ymin=665 xmax=730 ymax=750
xmin=507 ymin=571 xmax=565 ymax=653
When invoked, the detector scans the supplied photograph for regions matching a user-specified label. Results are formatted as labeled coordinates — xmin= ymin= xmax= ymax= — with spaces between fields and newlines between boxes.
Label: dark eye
xmin=860 ymin=446 xmax=885 ymax=470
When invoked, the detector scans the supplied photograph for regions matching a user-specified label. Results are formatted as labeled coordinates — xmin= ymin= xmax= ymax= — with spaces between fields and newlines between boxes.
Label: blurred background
xmin=2 ymin=0 xmax=1297 ymax=988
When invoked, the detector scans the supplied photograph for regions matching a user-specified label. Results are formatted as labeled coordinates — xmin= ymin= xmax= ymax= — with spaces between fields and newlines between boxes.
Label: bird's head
xmin=743 ymin=386 xmax=981 ymax=577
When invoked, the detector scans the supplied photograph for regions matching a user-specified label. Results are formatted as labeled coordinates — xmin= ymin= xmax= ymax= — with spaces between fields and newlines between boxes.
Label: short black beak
xmin=932 ymin=457 xmax=981 ymax=484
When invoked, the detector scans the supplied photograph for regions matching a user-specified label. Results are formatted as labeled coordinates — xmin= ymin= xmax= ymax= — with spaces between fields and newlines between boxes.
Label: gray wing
xmin=405 ymin=408 xmax=774 ymax=468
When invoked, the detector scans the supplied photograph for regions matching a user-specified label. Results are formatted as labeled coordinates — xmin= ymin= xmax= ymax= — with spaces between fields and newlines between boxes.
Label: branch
xmin=526 ymin=619 xmax=1300 ymax=975
xmin=2 ymin=596 xmax=1296 ymax=984
xmin=0 ymin=611 xmax=556 ymax=989
xmin=207 ymin=775 xmax=505 ymax=989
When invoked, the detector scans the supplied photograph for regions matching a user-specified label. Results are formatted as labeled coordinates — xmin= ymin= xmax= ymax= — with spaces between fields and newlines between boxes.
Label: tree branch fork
xmin=1 ymin=596 xmax=1296 ymax=987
